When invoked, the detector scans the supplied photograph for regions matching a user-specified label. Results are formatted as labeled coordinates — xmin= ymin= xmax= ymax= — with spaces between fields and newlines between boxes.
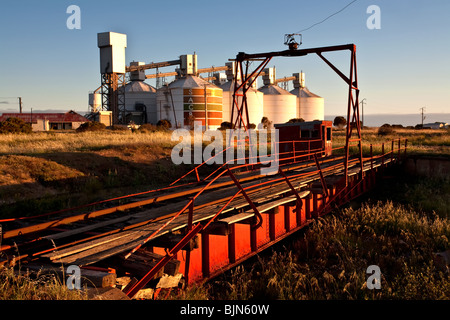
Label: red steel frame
xmin=231 ymin=44 xmax=362 ymax=186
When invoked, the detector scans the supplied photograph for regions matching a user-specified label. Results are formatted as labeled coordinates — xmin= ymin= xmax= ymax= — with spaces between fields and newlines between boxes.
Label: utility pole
xmin=18 ymin=97 xmax=22 ymax=114
xmin=420 ymin=107 xmax=426 ymax=127
xmin=360 ymin=98 xmax=366 ymax=127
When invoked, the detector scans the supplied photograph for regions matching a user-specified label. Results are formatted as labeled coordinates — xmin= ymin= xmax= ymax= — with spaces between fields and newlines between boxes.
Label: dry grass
xmin=0 ymin=266 xmax=88 ymax=300
xmin=0 ymin=130 xmax=176 ymax=155
xmin=332 ymin=127 xmax=450 ymax=156
xmin=0 ymin=130 xmax=195 ymax=218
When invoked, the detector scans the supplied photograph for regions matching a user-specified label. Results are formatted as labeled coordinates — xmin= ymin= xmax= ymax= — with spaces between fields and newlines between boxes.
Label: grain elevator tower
xmin=98 ymin=32 xmax=127 ymax=124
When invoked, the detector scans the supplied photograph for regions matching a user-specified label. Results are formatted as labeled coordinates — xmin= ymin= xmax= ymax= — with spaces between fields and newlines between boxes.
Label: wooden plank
xmin=254 ymin=196 xmax=296 ymax=213
xmin=119 ymin=250 xmax=181 ymax=276
xmin=87 ymin=287 xmax=131 ymax=300
xmin=117 ymin=256 xmax=164 ymax=280
xmin=60 ymin=238 xmax=150 ymax=265
xmin=44 ymin=215 xmax=132 ymax=241
xmin=253 ymin=191 xmax=310 ymax=213
xmin=219 ymin=212 xmax=255 ymax=224
xmin=156 ymin=273 xmax=184 ymax=289
xmin=43 ymin=220 xmax=168 ymax=261
xmin=79 ymin=268 xmax=117 ymax=288
xmin=138 ymin=251 xmax=180 ymax=276
xmin=53 ymin=223 xmax=170 ymax=265
xmin=42 ymin=231 xmax=135 ymax=261
xmin=149 ymin=234 xmax=199 ymax=252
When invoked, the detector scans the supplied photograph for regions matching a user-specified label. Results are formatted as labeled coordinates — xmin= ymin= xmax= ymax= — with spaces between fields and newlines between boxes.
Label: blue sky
xmin=0 ymin=0 xmax=449 ymax=119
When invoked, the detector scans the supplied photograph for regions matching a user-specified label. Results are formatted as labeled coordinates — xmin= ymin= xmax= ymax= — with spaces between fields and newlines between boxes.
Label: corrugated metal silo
xmin=156 ymin=75 xmax=223 ymax=130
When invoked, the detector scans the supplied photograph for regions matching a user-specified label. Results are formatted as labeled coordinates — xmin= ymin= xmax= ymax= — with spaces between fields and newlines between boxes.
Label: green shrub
xmin=378 ymin=125 xmax=395 ymax=136
xmin=333 ymin=116 xmax=347 ymax=128
xmin=0 ymin=117 xmax=32 ymax=134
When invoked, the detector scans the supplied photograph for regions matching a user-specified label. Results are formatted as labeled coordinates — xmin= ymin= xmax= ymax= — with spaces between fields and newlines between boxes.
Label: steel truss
xmin=231 ymin=44 xmax=363 ymax=185
xmin=101 ymin=73 xmax=126 ymax=125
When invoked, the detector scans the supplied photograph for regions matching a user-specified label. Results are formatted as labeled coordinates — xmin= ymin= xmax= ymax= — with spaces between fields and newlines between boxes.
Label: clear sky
xmin=0 ymin=0 xmax=449 ymax=119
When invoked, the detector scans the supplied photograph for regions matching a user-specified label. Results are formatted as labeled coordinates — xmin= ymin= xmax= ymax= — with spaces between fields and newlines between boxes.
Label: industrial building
xmin=423 ymin=122 xmax=449 ymax=129
xmin=89 ymin=31 xmax=325 ymax=129
xmin=0 ymin=110 xmax=89 ymax=131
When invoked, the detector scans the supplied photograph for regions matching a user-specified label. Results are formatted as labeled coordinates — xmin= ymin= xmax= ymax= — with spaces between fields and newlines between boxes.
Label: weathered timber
xmin=117 ymin=249 xmax=181 ymax=277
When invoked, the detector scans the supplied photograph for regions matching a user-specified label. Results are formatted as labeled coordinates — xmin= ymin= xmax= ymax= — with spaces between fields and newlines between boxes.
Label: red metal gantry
xmin=230 ymin=43 xmax=363 ymax=185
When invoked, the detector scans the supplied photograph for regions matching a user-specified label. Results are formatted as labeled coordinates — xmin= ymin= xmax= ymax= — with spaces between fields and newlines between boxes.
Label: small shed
xmin=0 ymin=110 xmax=89 ymax=131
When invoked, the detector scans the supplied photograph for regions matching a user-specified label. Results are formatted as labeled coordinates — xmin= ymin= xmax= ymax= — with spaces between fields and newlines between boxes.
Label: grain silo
xmin=220 ymin=62 xmax=264 ymax=128
xmin=88 ymin=90 xmax=102 ymax=112
xmin=259 ymin=68 xmax=297 ymax=125
xmin=290 ymin=73 xmax=324 ymax=121
xmin=124 ymin=61 xmax=157 ymax=124
xmin=156 ymin=55 xmax=223 ymax=130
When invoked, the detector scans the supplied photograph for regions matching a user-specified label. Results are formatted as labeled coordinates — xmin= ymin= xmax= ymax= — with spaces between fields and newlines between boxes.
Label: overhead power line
xmin=296 ymin=0 xmax=359 ymax=33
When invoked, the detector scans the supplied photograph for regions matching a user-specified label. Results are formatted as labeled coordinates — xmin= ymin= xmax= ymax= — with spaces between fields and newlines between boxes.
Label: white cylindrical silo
xmin=124 ymin=80 xmax=157 ymax=124
xmin=290 ymin=72 xmax=324 ymax=121
xmin=88 ymin=92 xmax=102 ymax=112
xmin=290 ymin=87 xmax=324 ymax=121
xmin=124 ymin=61 xmax=158 ymax=124
xmin=220 ymin=81 xmax=264 ymax=127
xmin=156 ymin=75 xmax=223 ymax=130
xmin=259 ymin=85 xmax=297 ymax=125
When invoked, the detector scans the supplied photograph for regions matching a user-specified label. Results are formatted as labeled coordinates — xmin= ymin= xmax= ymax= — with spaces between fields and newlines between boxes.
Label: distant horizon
xmin=325 ymin=112 xmax=450 ymax=127
xmin=0 ymin=107 xmax=448 ymax=128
